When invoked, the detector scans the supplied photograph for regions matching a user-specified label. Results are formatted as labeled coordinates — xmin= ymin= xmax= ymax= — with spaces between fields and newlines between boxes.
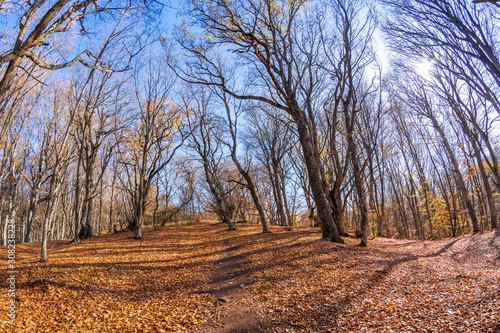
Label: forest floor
xmin=0 ymin=221 xmax=499 ymax=333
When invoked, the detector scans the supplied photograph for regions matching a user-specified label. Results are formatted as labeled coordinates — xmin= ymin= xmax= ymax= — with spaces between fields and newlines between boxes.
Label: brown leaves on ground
xmin=0 ymin=222 xmax=499 ymax=332
xmin=239 ymin=228 xmax=500 ymax=332
xmin=0 ymin=224 xmax=222 ymax=332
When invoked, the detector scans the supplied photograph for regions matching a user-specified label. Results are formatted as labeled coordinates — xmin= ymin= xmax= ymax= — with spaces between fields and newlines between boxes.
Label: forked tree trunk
xmin=272 ymin=166 xmax=287 ymax=226
xmin=347 ymin=130 xmax=368 ymax=247
xmin=329 ymin=186 xmax=346 ymax=236
xmin=294 ymin=113 xmax=341 ymax=243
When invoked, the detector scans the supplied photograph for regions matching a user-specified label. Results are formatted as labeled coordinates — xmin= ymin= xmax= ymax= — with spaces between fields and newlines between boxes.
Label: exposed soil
xmin=200 ymin=233 xmax=263 ymax=332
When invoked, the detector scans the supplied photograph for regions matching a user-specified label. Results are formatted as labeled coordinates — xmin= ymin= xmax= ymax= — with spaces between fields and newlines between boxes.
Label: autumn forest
xmin=0 ymin=0 xmax=499 ymax=332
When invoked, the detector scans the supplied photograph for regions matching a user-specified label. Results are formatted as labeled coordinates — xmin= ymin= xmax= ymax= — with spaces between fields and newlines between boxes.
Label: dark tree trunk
xmin=295 ymin=114 xmax=342 ymax=243
xmin=329 ymin=187 xmax=346 ymax=236
xmin=347 ymin=129 xmax=369 ymax=247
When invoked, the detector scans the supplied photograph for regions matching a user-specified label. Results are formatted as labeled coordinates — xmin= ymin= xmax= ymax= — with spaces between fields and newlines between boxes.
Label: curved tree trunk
xmin=231 ymin=152 xmax=270 ymax=233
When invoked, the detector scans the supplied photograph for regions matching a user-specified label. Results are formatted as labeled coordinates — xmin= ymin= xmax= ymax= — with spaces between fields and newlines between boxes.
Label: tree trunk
xmin=41 ymin=195 xmax=59 ymax=261
xmin=222 ymin=214 xmax=237 ymax=231
xmin=153 ymin=179 xmax=160 ymax=231
xmin=389 ymin=174 xmax=410 ymax=239
xmin=4 ymin=181 xmax=18 ymax=246
xmin=109 ymin=168 xmax=117 ymax=231
xmin=272 ymin=165 xmax=287 ymax=226
xmin=472 ymin=140 xmax=497 ymax=229
xmin=134 ymin=196 xmax=143 ymax=239
xmin=79 ymin=164 xmax=93 ymax=240
xmin=428 ymin=115 xmax=480 ymax=232
xmin=347 ymin=129 xmax=369 ymax=247
xmin=41 ymin=172 xmax=62 ymax=261
xmin=0 ymin=199 xmax=5 ymax=246
xmin=98 ymin=176 xmax=104 ymax=234
xmin=329 ymin=185 xmax=346 ymax=236
xmin=295 ymin=116 xmax=341 ymax=243
xmin=73 ymin=153 xmax=82 ymax=244
xmin=231 ymin=152 xmax=270 ymax=233
xmin=377 ymin=151 xmax=386 ymax=237
xmin=279 ymin=170 xmax=292 ymax=226
xmin=24 ymin=183 xmax=41 ymax=243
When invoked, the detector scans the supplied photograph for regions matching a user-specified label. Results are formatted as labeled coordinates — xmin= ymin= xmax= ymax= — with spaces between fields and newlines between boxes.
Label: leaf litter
xmin=0 ymin=222 xmax=498 ymax=332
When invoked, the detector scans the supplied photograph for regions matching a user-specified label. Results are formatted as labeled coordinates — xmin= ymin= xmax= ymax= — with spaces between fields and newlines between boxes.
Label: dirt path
xmin=200 ymin=233 xmax=263 ymax=333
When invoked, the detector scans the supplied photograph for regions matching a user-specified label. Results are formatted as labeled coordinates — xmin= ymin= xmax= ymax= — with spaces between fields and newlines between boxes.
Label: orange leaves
xmin=0 ymin=225 xmax=221 ymax=332
xmin=226 ymin=226 xmax=500 ymax=332
xmin=0 ymin=223 xmax=498 ymax=332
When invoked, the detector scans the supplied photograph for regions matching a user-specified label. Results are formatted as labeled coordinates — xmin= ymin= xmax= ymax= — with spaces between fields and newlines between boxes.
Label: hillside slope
xmin=1 ymin=223 xmax=498 ymax=332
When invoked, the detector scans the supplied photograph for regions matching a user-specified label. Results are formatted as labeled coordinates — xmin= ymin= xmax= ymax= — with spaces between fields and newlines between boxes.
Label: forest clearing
xmin=1 ymin=221 xmax=499 ymax=332
xmin=3 ymin=0 xmax=500 ymax=332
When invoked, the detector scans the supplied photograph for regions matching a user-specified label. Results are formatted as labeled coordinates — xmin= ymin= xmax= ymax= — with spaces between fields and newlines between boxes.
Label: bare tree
xmin=38 ymin=86 xmax=79 ymax=261
xmin=434 ymin=71 xmax=498 ymax=229
xmin=158 ymin=159 xmax=195 ymax=227
xmin=182 ymin=85 xmax=238 ymax=230
xmin=73 ymin=66 xmax=129 ymax=241
xmin=0 ymin=0 xmax=151 ymax=102
xmin=174 ymin=0 xmax=342 ymax=242
xmin=247 ymin=105 xmax=296 ymax=227
xmin=218 ymin=91 xmax=271 ymax=233
xmin=382 ymin=0 xmax=500 ymax=117
xmin=118 ymin=57 xmax=185 ymax=239
xmin=320 ymin=0 xmax=378 ymax=246
xmin=395 ymin=71 xmax=481 ymax=233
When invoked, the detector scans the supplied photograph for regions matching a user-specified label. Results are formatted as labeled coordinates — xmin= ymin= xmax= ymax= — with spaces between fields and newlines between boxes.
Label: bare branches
xmin=24 ymin=49 xmax=113 ymax=72
xmin=473 ymin=0 xmax=500 ymax=6
xmin=0 ymin=0 xmax=142 ymax=104
xmin=176 ymin=0 xmax=343 ymax=242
